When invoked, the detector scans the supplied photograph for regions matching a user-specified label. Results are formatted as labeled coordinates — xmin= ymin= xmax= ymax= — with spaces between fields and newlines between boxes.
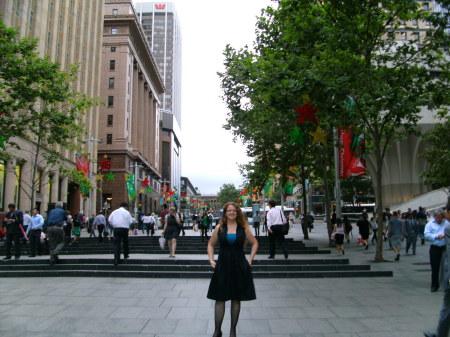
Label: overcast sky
xmin=134 ymin=0 xmax=276 ymax=195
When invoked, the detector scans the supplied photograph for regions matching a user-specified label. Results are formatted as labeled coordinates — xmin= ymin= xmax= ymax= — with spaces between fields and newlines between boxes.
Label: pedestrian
xmin=63 ymin=211 xmax=73 ymax=244
xmin=45 ymin=201 xmax=68 ymax=265
xmin=2 ymin=203 xmax=24 ymax=260
xmin=343 ymin=215 xmax=352 ymax=243
xmin=383 ymin=207 xmax=392 ymax=241
xmin=267 ymin=200 xmax=288 ymax=259
xmin=388 ymin=211 xmax=405 ymax=261
xmin=253 ymin=212 xmax=261 ymax=237
xmin=332 ymin=218 xmax=345 ymax=255
xmin=424 ymin=210 xmax=450 ymax=337
xmin=160 ymin=204 xmax=169 ymax=229
xmin=177 ymin=210 xmax=185 ymax=236
xmin=405 ymin=212 xmax=418 ymax=255
xmin=356 ymin=213 xmax=371 ymax=250
xmin=370 ymin=212 xmax=378 ymax=244
xmin=162 ymin=207 xmax=181 ymax=258
xmin=71 ymin=211 xmax=82 ymax=245
xmin=417 ymin=206 xmax=428 ymax=245
xmin=26 ymin=208 xmax=44 ymax=257
xmin=208 ymin=212 xmax=214 ymax=232
xmin=141 ymin=213 xmax=151 ymax=236
xmin=424 ymin=208 xmax=449 ymax=292
xmin=108 ymin=201 xmax=133 ymax=266
xmin=307 ymin=212 xmax=314 ymax=232
xmin=22 ymin=210 xmax=31 ymax=237
xmin=200 ymin=211 xmax=209 ymax=242
xmin=93 ymin=211 xmax=106 ymax=244
xmin=88 ymin=214 xmax=96 ymax=238
xmin=207 ymin=202 xmax=258 ymax=337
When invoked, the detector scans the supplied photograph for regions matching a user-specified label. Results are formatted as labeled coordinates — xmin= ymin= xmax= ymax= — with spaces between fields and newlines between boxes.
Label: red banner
xmin=338 ymin=128 xmax=366 ymax=179
xmin=75 ymin=154 xmax=89 ymax=177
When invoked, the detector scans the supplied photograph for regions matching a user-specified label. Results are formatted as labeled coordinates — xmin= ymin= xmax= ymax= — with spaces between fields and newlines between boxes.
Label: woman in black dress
xmin=162 ymin=207 xmax=181 ymax=258
xmin=356 ymin=212 xmax=371 ymax=249
xmin=207 ymin=202 xmax=258 ymax=337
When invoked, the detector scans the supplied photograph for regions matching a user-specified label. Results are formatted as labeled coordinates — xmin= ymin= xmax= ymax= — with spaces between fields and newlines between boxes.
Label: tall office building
xmin=0 ymin=0 xmax=103 ymax=214
xmin=135 ymin=2 xmax=182 ymax=198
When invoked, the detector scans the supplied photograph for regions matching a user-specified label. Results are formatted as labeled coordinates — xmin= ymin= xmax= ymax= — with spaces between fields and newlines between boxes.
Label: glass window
xmin=423 ymin=3 xmax=429 ymax=11
xmin=110 ymin=60 xmax=115 ymax=70
xmin=106 ymin=134 xmax=112 ymax=144
xmin=110 ymin=46 xmax=116 ymax=52
xmin=107 ymin=115 xmax=113 ymax=126
xmin=111 ymin=27 xmax=118 ymax=34
xmin=109 ymin=78 xmax=115 ymax=88
xmin=112 ymin=9 xmax=118 ymax=15
xmin=108 ymin=96 xmax=114 ymax=107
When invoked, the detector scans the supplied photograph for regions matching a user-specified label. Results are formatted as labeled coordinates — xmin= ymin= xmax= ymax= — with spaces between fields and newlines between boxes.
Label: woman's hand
xmin=247 ymin=258 xmax=253 ymax=266
xmin=209 ymin=259 xmax=216 ymax=268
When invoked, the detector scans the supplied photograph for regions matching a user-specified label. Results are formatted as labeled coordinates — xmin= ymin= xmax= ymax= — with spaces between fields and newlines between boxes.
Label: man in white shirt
xmin=108 ymin=202 xmax=133 ymax=266
xmin=22 ymin=211 xmax=32 ymax=234
xmin=266 ymin=200 xmax=288 ymax=259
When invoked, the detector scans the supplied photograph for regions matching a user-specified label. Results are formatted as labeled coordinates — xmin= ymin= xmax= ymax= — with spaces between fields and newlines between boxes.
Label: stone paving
xmin=0 ymin=221 xmax=445 ymax=337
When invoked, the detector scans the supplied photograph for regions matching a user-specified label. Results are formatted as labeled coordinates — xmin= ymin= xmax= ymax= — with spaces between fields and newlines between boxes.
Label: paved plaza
xmin=0 ymin=222 xmax=445 ymax=337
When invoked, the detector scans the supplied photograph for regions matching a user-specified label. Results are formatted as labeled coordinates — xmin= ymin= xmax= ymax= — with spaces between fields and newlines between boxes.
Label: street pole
xmin=333 ymin=128 xmax=342 ymax=220
xmin=83 ymin=133 xmax=102 ymax=219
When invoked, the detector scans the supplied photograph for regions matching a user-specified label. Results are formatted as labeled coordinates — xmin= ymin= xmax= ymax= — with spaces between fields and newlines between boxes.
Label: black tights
xmin=214 ymin=300 xmax=241 ymax=337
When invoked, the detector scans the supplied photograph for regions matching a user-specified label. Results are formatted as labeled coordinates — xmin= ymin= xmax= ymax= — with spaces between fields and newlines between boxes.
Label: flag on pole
xmin=338 ymin=128 xmax=366 ymax=179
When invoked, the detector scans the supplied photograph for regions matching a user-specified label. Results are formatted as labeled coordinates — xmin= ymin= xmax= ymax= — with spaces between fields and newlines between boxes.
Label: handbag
xmin=279 ymin=210 xmax=289 ymax=235
xmin=159 ymin=236 xmax=166 ymax=249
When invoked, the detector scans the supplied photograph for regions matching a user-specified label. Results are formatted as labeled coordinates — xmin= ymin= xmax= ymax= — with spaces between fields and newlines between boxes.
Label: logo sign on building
xmin=155 ymin=4 xmax=166 ymax=9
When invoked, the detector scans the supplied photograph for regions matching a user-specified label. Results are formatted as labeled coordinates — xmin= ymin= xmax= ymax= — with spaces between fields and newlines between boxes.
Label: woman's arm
xmin=208 ymin=226 xmax=220 ymax=268
xmin=245 ymin=227 xmax=258 ymax=265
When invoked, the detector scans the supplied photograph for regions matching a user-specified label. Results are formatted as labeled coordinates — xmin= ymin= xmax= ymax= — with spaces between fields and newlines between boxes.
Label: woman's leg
xmin=213 ymin=301 xmax=225 ymax=337
xmin=172 ymin=239 xmax=177 ymax=257
xmin=230 ymin=300 xmax=241 ymax=337
xmin=167 ymin=239 xmax=173 ymax=256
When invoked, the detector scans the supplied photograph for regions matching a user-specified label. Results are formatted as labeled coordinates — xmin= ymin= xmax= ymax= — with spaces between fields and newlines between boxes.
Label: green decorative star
xmin=106 ymin=172 xmax=116 ymax=181
xmin=288 ymin=126 xmax=305 ymax=145
xmin=0 ymin=136 xmax=8 ymax=148
xmin=146 ymin=188 xmax=153 ymax=193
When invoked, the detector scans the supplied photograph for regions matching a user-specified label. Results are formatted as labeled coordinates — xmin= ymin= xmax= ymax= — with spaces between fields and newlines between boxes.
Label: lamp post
xmin=82 ymin=133 xmax=102 ymax=219
xmin=129 ymin=162 xmax=143 ymax=218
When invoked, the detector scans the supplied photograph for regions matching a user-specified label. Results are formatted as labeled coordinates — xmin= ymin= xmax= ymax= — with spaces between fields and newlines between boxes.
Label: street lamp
xmin=82 ymin=133 xmax=102 ymax=219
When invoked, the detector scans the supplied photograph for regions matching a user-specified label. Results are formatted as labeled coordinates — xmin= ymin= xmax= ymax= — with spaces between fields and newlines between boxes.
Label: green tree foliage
xmin=421 ymin=118 xmax=450 ymax=189
xmin=219 ymin=0 xmax=449 ymax=261
xmin=0 ymin=20 xmax=98 ymax=210
xmin=217 ymin=183 xmax=241 ymax=208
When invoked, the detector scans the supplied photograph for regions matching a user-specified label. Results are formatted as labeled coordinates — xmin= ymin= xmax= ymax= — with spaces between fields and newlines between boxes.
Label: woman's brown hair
xmin=218 ymin=202 xmax=249 ymax=230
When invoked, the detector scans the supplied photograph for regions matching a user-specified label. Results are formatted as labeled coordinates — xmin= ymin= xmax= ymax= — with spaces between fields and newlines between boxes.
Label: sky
xmin=134 ymin=0 xmax=277 ymax=195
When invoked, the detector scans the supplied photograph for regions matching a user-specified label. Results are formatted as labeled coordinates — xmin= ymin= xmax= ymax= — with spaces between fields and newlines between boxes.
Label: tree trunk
xmin=323 ymin=159 xmax=333 ymax=247
xmin=374 ymin=146 xmax=385 ymax=262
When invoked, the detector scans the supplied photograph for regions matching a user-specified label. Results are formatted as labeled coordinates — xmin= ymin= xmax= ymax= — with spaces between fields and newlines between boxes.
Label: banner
xmin=125 ymin=174 xmax=136 ymax=202
xmin=338 ymin=128 xmax=366 ymax=179
xmin=264 ymin=179 xmax=273 ymax=197
xmin=75 ymin=154 xmax=89 ymax=176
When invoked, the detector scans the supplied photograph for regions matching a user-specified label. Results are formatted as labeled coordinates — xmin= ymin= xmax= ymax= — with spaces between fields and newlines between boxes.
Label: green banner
xmin=125 ymin=174 xmax=136 ymax=202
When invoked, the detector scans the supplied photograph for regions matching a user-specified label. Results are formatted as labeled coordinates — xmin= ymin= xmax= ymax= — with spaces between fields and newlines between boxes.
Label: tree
xmin=420 ymin=118 xmax=450 ymax=190
xmin=219 ymin=0 xmax=449 ymax=261
xmin=0 ymin=19 xmax=98 ymax=210
xmin=217 ymin=183 xmax=241 ymax=208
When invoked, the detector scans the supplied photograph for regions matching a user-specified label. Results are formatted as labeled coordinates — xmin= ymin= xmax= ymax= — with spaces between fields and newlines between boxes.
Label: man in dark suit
xmin=2 ymin=203 xmax=24 ymax=260
xmin=424 ymin=208 xmax=450 ymax=337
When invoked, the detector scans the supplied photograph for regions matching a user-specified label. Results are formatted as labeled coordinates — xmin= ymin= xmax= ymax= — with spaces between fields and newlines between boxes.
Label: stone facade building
xmin=0 ymin=0 xmax=103 ymax=215
xmin=98 ymin=0 xmax=165 ymax=216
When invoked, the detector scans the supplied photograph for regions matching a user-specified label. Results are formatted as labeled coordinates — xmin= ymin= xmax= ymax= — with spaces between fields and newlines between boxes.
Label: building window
xmin=111 ymin=27 xmax=118 ymax=34
xmin=423 ymin=3 xmax=429 ymax=11
xmin=107 ymin=114 xmax=113 ymax=126
xmin=106 ymin=134 xmax=112 ymax=144
xmin=413 ymin=32 xmax=420 ymax=42
xmin=400 ymin=32 xmax=407 ymax=40
xmin=112 ymin=9 xmax=118 ymax=15
xmin=108 ymin=96 xmax=114 ymax=107
xmin=110 ymin=60 xmax=116 ymax=70
xmin=110 ymin=46 xmax=116 ymax=52
xmin=109 ymin=78 xmax=115 ymax=88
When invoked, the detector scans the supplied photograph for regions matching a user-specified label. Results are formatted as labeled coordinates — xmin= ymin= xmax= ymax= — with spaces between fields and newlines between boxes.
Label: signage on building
xmin=155 ymin=4 xmax=166 ymax=9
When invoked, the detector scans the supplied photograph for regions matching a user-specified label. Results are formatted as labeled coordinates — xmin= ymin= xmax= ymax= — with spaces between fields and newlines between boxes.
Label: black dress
xmin=207 ymin=226 xmax=256 ymax=301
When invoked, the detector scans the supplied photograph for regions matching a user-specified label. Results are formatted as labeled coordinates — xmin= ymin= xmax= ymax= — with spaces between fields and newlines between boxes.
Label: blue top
xmin=227 ymin=233 xmax=236 ymax=244
xmin=46 ymin=208 xmax=67 ymax=227
xmin=26 ymin=214 xmax=44 ymax=234
xmin=424 ymin=219 xmax=449 ymax=247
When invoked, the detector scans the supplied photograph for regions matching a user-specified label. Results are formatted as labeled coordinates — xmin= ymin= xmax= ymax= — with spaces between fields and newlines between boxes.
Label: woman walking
xmin=343 ymin=215 xmax=352 ymax=243
xmin=207 ymin=202 xmax=258 ymax=337
xmin=356 ymin=213 xmax=371 ymax=249
xmin=162 ymin=207 xmax=181 ymax=258
xmin=332 ymin=218 xmax=346 ymax=255
xmin=200 ymin=211 xmax=209 ymax=242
